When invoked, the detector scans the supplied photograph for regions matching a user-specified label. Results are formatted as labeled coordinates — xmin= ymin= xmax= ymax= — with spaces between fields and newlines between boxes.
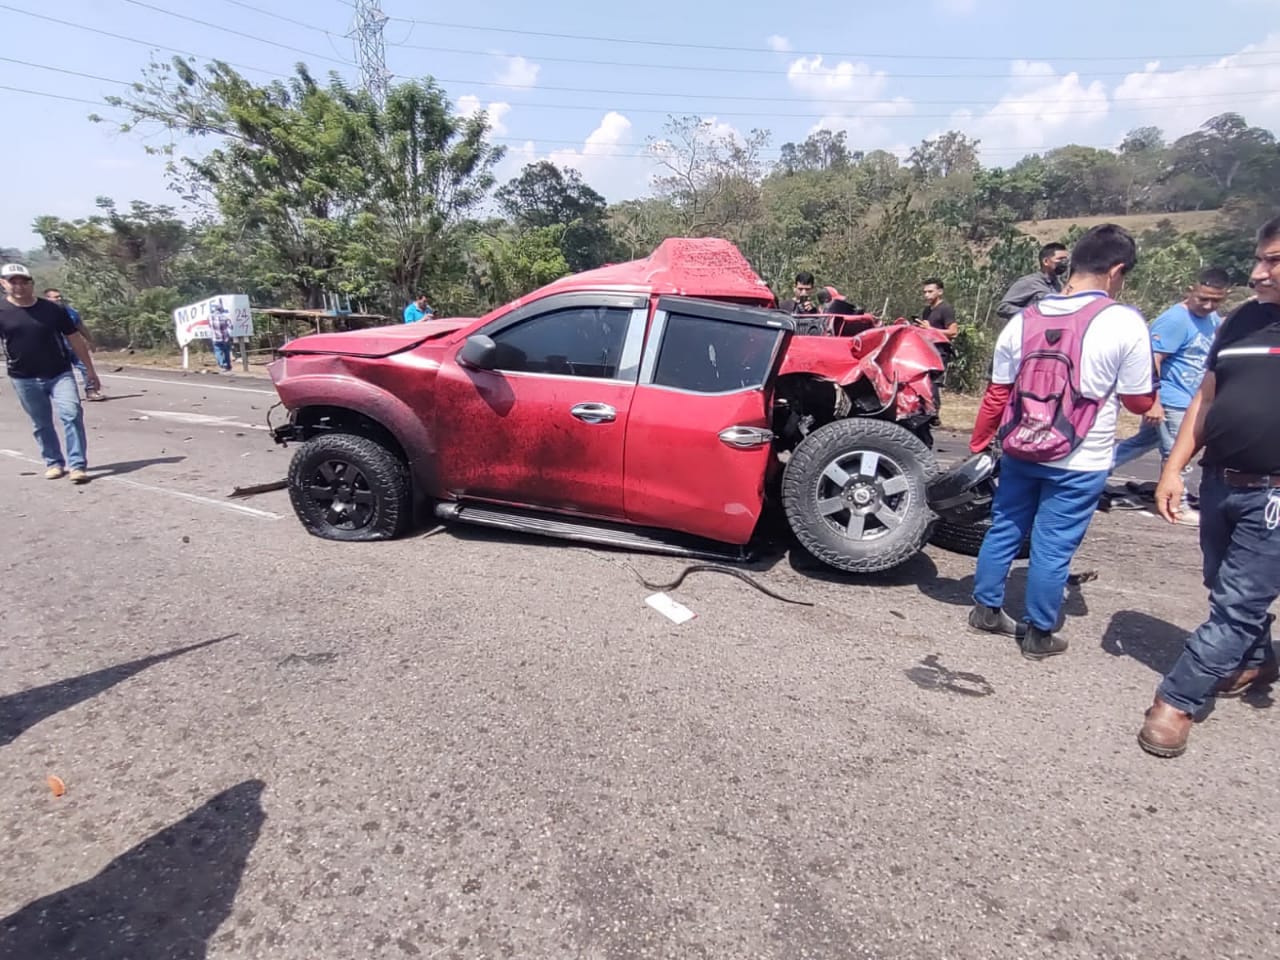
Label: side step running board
xmin=434 ymin=502 xmax=748 ymax=563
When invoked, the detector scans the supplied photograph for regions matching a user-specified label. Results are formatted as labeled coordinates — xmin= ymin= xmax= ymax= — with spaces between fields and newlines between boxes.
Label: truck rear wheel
xmin=782 ymin=418 xmax=938 ymax=574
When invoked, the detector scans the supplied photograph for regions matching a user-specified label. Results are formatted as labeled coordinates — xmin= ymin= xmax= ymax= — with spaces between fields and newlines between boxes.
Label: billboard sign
xmin=173 ymin=294 xmax=253 ymax=347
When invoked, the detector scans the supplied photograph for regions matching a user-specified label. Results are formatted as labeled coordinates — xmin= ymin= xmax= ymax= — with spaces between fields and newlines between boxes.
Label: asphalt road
xmin=0 ymin=369 xmax=1276 ymax=960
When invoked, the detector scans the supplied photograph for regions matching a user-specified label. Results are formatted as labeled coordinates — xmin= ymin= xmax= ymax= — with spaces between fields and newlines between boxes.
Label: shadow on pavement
xmin=0 ymin=779 xmax=266 ymax=959
xmin=1100 ymin=610 xmax=1188 ymax=676
xmin=92 ymin=455 xmax=187 ymax=478
xmin=1102 ymin=611 xmax=1277 ymax=712
xmin=915 ymin=566 xmax=1089 ymax=622
xmin=0 ymin=633 xmax=238 ymax=747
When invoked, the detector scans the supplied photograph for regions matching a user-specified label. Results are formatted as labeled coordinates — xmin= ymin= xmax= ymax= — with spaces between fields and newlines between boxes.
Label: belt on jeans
xmin=1219 ymin=467 xmax=1280 ymax=489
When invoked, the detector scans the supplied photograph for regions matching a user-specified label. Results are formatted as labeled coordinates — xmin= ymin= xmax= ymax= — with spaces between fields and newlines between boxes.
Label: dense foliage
xmin=10 ymin=57 xmax=1278 ymax=388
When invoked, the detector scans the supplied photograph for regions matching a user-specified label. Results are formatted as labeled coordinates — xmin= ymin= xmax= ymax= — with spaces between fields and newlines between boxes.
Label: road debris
xmin=228 ymin=479 xmax=287 ymax=499
xmin=47 ymin=775 xmax=65 ymax=797
xmin=1067 ymin=570 xmax=1099 ymax=586
xmin=645 ymin=592 xmax=696 ymax=624
xmin=630 ymin=562 xmax=814 ymax=606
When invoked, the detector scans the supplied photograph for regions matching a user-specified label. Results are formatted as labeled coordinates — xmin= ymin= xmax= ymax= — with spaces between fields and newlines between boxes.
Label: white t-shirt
xmin=990 ymin=291 xmax=1153 ymax=472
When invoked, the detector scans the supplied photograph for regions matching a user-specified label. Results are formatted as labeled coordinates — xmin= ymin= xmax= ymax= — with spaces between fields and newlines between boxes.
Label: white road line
xmin=0 ymin=449 xmax=282 ymax=520
xmin=112 ymin=478 xmax=283 ymax=519
xmin=132 ymin=409 xmax=269 ymax=431
xmin=101 ymin=372 xmax=276 ymax=396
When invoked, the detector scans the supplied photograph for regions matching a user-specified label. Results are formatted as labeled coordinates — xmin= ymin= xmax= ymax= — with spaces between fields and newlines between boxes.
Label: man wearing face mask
xmin=996 ymin=243 xmax=1069 ymax=320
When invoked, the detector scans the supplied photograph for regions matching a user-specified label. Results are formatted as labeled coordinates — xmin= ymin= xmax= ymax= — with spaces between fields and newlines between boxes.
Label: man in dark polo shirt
xmin=1138 ymin=215 xmax=1280 ymax=757
xmin=0 ymin=263 xmax=101 ymax=482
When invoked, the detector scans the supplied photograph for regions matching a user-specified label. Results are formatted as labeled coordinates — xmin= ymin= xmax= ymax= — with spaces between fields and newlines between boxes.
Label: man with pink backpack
xmin=966 ymin=225 xmax=1158 ymax=659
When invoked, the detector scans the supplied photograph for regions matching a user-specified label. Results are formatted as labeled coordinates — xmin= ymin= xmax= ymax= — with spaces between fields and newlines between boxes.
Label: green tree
xmin=33 ymin=198 xmax=196 ymax=347
xmin=496 ymin=161 xmax=615 ymax=272
xmin=99 ymin=59 xmax=501 ymax=313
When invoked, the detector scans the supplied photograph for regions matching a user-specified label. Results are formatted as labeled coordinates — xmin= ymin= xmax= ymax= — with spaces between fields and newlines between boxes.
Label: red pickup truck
xmin=267 ymin=238 xmax=950 ymax=573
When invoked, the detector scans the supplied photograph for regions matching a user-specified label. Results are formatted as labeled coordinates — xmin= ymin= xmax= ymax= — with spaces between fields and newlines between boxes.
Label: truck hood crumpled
xmin=275 ymin=318 xmax=474 ymax=358
xmin=777 ymin=326 xmax=945 ymax=417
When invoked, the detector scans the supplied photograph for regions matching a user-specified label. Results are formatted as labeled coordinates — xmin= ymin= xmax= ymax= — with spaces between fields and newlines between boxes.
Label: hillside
xmin=1014 ymin=210 xmax=1223 ymax=245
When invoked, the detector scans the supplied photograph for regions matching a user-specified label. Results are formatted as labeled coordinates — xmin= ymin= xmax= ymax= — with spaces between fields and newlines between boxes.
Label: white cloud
xmin=766 ymin=34 xmax=792 ymax=53
xmin=456 ymin=95 xmax=512 ymax=135
xmin=951 ymin=60 xmax=1109 ymax=155
xmin=494 ymin=112 xmax=652 ymax=201
xmin=785 ymin=55 xmax=914 ymax=142
xmin=494 ymin=54 xmax=540 ymax=90
xmin=1112 ymin=32 xmax=1280 ymax=139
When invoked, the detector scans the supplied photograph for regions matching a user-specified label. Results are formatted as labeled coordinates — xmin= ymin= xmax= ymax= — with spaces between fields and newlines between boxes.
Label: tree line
xmin=10 ymin=58 xmax=1279 ymax=390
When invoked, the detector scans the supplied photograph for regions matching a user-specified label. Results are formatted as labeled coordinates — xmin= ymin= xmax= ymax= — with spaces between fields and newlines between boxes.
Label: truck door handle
xmin=718 ymin=426 xmax=774 ymax=448
xmin=570 ymin=402 xmax=616 ymax=424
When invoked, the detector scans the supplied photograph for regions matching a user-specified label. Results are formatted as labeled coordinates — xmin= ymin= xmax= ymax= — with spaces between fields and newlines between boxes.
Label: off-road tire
xmin=928 ymin=516 xmax=1031 ymax=560
xmin=288 ymin=433 xmax=412 ymax=541
xmin=782 ymin=418 xmax=939 ymax=574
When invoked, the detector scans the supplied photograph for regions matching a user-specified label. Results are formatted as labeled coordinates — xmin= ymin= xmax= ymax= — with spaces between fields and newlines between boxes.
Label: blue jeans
xmin=1112 ymin=405 xmax=1186 ymax=467
xmin=9 ymin=371 xmax=87 ymax=470
xmin=973 ymin=456 xmax=1109 ymax=631
xmin=61 ymin=335 xmax=90 ymax=391
xmin=212 ymin=339 xmax=233 ymax=370
xmin=1157 ymin=470 xmax=1280 ymax=714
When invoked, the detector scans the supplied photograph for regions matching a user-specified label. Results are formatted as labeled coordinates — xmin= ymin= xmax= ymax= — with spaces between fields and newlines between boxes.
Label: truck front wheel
xmin=782 ymin=418 xmax=938 ymax=573
xmin=287 ymin=433 xmax=412 ymax=541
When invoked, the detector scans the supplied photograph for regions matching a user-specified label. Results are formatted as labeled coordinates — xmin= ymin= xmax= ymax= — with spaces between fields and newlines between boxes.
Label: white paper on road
xmin=645 ymin=592 xmax=696 ymax=624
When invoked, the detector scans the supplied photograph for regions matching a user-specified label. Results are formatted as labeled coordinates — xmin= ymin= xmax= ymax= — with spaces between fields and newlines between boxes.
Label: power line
xmin=0 ymin=83 xmax=1248 ymax=159
xmin=222 ymin=0 xmax=1280 ymax=80
xmin=385 ymin=41 xmax=1280 ymax=81
xmin=20 ymin=0 xmax=1275 ymax=89
xmin=8 ymin=53 xmax=1274 ymax=113
xmin=5 ymin=64 xmax=1268 ymax=121
xmin=115 ymin=0 xmax=351 ymax=67
xmin=0 ymin=5 xmax=296 ymax=80
xmin=359 ymin=7 xmax=1278 ymax=64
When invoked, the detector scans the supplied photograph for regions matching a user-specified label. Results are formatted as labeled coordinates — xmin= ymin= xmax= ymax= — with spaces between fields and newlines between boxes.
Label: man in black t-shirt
xmin=1 ymin=263 xmax=101 ymax=482
xmin=1139 ymin=216 xmax=1280 ymax=758
xmin=917 ymin=277 xmax=957 ymax=368
xmin=918 ymin=278 xmax=959 ymax=336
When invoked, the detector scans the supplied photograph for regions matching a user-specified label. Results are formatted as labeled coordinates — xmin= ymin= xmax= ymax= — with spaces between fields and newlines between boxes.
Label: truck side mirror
xmin=459 ymin=335 xmax=498 ymax=370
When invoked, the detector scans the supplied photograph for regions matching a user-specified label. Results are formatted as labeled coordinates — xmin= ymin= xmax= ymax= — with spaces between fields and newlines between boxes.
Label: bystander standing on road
xmin=996 ymin=242 xmax=1069 ymax=320
xmin=209 ymin=302 xmax=234 ymax=372
xmin=965 ymin=225 xmax=1156 ymax=659
xmin=0 ymin=263 xmax=100 ymax=482
xmin=1138 ymin=216 xmax=1280 ymax=758
xmin=44 ymin=287 xmax=104 ymax=402
xmin=1108 ymin=268 xmax=1230 ymax=523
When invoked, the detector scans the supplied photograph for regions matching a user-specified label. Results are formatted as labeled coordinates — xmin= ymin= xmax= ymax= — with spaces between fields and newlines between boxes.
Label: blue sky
xmin=3 ymin=0 xmax=1280 ymax=248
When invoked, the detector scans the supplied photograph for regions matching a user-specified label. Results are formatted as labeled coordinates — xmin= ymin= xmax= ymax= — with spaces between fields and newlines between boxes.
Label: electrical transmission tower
xmin=349 ymin=0 xmax=391 ymax=106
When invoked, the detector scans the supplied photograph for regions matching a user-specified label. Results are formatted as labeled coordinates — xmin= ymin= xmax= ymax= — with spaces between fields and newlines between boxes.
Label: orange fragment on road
xmin=47 ymin=775 xmax=66 ymax=797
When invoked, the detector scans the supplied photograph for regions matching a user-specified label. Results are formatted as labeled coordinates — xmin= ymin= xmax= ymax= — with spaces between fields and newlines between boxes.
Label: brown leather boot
xmin=1137 ymin=695 xmax=1192 ymax=758
xmin=1215 ymin=659 xmax=1280 ymax=697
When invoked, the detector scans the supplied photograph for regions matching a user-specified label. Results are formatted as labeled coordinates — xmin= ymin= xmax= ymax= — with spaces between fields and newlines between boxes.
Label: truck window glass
xmin=652 ymin=312 xmax=780 ymax=393
xmin=491 ymin=306 xmax=633 ymax=380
